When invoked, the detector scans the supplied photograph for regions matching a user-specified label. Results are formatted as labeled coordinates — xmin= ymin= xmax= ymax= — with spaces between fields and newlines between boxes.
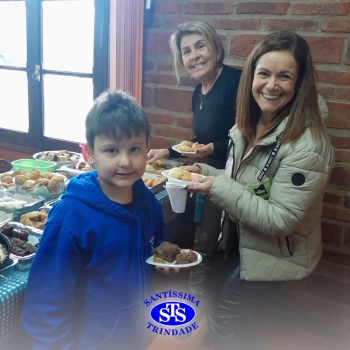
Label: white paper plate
xmin=171 ymin=145 xmax=196 ymax=155
xmin=161 ymin=170 xmax=204 ymax=186
xmin=146 ymin=251 xmax=202 ymax=268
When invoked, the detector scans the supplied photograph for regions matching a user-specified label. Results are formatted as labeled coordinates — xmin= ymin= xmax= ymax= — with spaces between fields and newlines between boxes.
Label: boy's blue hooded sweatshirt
xmin=22 ymin=171 xmax=164 ymax=350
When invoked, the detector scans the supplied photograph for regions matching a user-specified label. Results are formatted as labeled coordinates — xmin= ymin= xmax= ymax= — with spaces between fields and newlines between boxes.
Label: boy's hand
xmin=155 ymin=266 xmax=189 ymax=274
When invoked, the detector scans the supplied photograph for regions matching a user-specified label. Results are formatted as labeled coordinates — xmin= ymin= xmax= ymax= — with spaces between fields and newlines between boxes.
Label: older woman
xmin=148 ymin=21 xmax=241 ymax=296
xmin=186 ymin=31 xmax=334 ymax=349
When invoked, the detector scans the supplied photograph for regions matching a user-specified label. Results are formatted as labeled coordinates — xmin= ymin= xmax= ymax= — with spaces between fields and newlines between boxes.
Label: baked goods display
xmin=143 ymin=177 xmax=166 ymax=189
xmin=20 ymin=209 xmax=48 ymax=230
xmin=0 ymin=232 xmax=12 ymax=264
xmin=14 ymin=170 xmax=66 ymax=195
xmin=75 ymin=161 xmax=94 ymax=172
xmin=0 ymin=196 xmax=28 ymax=210
xmin=174 ymin=141 xmax=205 ymax=153
xmin=145 ymin=160 xmax=167 ymax=174
xmin=168 ymin=167 xmax=202 ymax=182
xmin=153 ymin=241 xmax=198 ymax=265
xmin=35 ymin=150 xmax=80 ymax=162
xmin=0 ymin=172 xmax=17 ymax=191
xmin=0 ymin=223 xmax=38 ymax=257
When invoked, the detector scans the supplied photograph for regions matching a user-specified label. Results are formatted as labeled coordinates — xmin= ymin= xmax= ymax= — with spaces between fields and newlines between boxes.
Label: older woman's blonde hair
xmin=169 ymin=21 xmax=225 ymax=83
xmin=236 ymin=31 xmax=326 ymax=143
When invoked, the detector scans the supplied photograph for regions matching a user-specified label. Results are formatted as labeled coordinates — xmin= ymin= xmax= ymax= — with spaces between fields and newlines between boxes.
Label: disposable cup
xmin=164 ymin=183 xmax=187 ymax=213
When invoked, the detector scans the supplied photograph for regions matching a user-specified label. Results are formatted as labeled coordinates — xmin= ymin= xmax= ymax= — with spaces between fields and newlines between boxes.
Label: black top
xmin=169 ymin=64 xmax=242 ymax=169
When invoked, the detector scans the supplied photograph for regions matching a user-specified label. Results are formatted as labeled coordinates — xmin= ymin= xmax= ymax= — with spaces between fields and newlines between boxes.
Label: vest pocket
xmin=278 ymin=236 xmax=294 ymax=257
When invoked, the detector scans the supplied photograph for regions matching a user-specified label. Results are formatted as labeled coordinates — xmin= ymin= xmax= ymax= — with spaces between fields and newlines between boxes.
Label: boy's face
xmin=86 ymin=133 xmax=149 ymax=200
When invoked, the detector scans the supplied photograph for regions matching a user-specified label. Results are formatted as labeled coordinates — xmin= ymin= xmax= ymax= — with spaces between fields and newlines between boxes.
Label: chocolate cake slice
xmin=175 ymin=249 xmax=198 ymax=264
xmin=153 ymin=242 xmax=181 ymax=264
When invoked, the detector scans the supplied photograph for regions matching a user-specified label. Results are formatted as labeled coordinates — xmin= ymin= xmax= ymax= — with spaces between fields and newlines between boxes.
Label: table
xmin=0 ymin=189 xmax=181 ymax=345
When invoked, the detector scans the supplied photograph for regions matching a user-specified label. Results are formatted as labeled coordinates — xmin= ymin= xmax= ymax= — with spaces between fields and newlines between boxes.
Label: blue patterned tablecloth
xmin=0 ymin=270 xmax=29 ymax=344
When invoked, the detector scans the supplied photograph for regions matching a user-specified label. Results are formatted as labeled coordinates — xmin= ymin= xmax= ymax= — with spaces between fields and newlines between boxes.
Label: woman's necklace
xmin=199 ymin=67 xmax=223 ymax=110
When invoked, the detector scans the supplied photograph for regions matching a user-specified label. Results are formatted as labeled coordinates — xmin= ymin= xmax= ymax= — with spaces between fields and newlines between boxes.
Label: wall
xmin=142 ymin=0 xmax=350 ymax=264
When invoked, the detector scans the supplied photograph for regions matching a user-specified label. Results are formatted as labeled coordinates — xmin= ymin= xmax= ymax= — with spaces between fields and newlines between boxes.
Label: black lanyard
xmin=227 ymin=138 xmax=281 ymax=181
xmin=257 ymin=140 xmax=281 ymax=181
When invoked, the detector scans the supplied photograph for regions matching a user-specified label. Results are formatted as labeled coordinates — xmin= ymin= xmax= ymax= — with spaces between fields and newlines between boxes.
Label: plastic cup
xmin=164 ymin=183 xmax=187 ymax=213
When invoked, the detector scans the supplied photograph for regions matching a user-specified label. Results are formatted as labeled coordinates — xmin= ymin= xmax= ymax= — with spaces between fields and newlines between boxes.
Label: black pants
xmin=206 ymin=258 xmax=284 ymax=350
xmin=189 ymin=197 xmax=223 ymax=295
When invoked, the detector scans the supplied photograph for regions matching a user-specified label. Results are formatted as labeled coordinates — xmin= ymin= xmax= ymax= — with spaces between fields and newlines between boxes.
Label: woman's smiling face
xmin=252 ymin=50 xmax=299 ymax=119
xmin=180 ymin=34 xmax=217 ymax=82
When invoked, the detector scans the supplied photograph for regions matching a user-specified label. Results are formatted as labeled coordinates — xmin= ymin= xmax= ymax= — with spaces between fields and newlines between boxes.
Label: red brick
xmin=345 ymin=196 xmax=350 ymax=209
xmin=321 ymin=222 xmax=342 ymax=244
xmin=147 ymin=113 xmax=175 ymax=125
xmin=321 ymin=19 xmax=350 ymax=33
xmin=317 ymin=86 xmax=334 ymax=99
xmin=346 ymin=38 xmax=350 ymax=65
xmin=212 ymin=18 xmax=260 ymax=31
xmin=154 ymin=2 xmax=183 ymax=14
xmin=265 ymin=19 xmax=317 ymax=32
xmin=143 ymin=61 xmax=155 ymax=72
xmin=334 ymin=150 xmax=350 ymax=163
xmin=318 ymin=70 xmax=350 ymax=85
xmin=329 ymin=165 xmax=350 ymax=190
xmin=344 ymin=226 xmax=350 ymax=248
xmin=322 ymin=249 xmax=350 ymax=267
xmin=327 ymin=102 xmax=350 ymax=130
xmin=154 ymin=88 xmax=192 ymax=113
xmin=322 ymin=205 xmax=350 ymax=222
xmin=141 ymin=87 xmax=153 ymax=108
xmin=157 ymin=61 xmax=175 ymax=72
xmin=179 ymin=76 xmax=199 ymax=89
xmin=144 ymin=73 xmax=177 ymax=86
xmin=164 ymin=17 xmax=201 ymax=29
xmin=230 ymin=34 xmax=265 ymax=60
xmin=323 ymin=192 xmax=342 ymax=205
xmin=154 ymin=124 xmax=193 ymax=140
xmin=144 ymin=32 xmax=173 ymax=55
xmin=294 ymin=2 xmax=350 ymax=16
xmin=335 ymin=87 xmax=350 ymax=100
xmin=331 ymin=136 xmax=350 ymax=149
xmin=237 ymin=2 xmax=289 ymax=15
xmin=177 ymin=117 xmax=193 ymax=128
xmin=144 ymin=15 xmax=162 ymax=29
xmin=306 ymin=36 xmax=344 ymax=64
xmin=186 ymin=2 xmax=233 ymax=15
xmin=149 ymin=137 xmax=175 ymax=149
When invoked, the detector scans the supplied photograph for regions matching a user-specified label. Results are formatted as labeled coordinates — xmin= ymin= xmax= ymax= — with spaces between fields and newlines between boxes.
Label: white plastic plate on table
xmin=161 ymin=170 xmax=204 ymax=186
xmin=146 ymin=251 xmax=202 ymax=269
xmin=171 ymin=145 xmax=196 ymax=155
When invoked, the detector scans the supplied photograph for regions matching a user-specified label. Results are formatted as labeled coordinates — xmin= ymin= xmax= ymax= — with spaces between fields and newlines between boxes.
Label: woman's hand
xmin=182 ymin=143 xmax=214 ymax=159
xmin=148 ymin=148 xmax=170 ymax=164
xmin=187 ymin=176 xmax=216 ymax=196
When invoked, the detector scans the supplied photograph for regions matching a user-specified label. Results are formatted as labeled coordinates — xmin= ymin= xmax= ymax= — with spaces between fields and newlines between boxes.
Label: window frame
xmin=0 ymin=0 xmax=109 ymax=153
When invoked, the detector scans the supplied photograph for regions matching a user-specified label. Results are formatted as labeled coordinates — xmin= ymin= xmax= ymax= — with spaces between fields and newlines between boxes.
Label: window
xmin=0 ymin=0 xmax=109 ymax=152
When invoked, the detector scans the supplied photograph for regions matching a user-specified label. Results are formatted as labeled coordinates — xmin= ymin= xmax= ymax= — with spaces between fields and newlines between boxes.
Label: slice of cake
xmin=175 ymin=249 xmax=198 ymax=264
xmin=153 ymin=241 xmax=181 ymax=264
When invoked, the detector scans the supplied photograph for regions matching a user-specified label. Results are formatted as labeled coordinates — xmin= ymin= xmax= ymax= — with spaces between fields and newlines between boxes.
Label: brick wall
xmin=142 ymin=0 xmax=350 ymax=264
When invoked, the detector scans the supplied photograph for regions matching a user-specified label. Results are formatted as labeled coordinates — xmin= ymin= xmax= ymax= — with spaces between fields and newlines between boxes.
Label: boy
xmin=22 ymin=90 xmax=165 ymax=350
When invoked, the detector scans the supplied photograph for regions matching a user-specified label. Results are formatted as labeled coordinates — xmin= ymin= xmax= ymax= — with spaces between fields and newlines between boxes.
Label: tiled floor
xmin=147 ymin=259 xmax=350 ymax=350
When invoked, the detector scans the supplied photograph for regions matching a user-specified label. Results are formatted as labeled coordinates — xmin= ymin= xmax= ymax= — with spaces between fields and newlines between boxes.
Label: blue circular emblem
xmin=150 ymin=302 xmax=196 ymax=326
